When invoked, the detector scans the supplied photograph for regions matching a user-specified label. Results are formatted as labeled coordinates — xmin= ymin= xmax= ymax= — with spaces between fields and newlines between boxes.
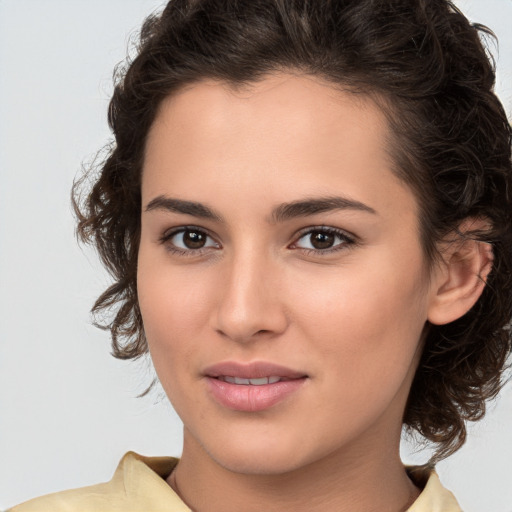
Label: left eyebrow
xmin=269 ymin=196 xmax=377 ymax=223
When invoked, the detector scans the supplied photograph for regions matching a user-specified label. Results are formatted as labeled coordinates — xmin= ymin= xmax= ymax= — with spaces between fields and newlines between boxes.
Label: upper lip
xmin=203 ymin=361 xmax=307 ymax=380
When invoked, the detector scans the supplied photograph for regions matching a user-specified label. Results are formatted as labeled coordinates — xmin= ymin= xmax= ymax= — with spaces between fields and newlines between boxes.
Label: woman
xmin=10 ymin=0 xmax=512 ymax=510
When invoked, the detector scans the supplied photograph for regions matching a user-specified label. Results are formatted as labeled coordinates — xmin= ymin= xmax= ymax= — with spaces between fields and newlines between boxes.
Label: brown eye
xmin=309 ymin=231 xmax=335 ymax=249
xmin=182 ymin=230 xmax=207 ymax=249
xmin=163 ymin=227 xmax=219 ymax=253
xmin=292 ymin=227 xmax=355 ymax=253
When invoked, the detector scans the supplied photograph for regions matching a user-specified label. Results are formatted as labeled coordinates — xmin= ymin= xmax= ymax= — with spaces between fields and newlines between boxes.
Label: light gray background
xmin=1 ymin=1 xmax=511 ymax=510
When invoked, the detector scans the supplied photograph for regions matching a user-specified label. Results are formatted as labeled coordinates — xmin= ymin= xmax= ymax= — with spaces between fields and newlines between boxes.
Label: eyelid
xmin=159 ymin=225 xmax=221 ymax=255
xmin=289 ymin=225 xmax=357 ymax=254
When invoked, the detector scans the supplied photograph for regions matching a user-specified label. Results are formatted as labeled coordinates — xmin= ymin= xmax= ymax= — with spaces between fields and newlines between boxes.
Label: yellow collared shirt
xmin=10 ymin=452 xmax=462 ymax=511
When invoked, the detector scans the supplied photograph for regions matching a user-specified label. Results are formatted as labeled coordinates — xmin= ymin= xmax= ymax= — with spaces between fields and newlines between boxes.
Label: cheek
xmin=137 ymin=251 xmax=215 ymax=373
xmin=290 ymin=254 xmax=429 ymax=373
xmin=289 ymin=263 xmax=428 ymax=433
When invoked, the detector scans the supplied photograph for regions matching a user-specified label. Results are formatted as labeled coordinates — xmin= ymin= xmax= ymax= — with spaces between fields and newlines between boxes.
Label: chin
xmin=192 ymin=427 xmax=330 ymax=477
xmin=210 ymin=447 xmax=309 ymax=476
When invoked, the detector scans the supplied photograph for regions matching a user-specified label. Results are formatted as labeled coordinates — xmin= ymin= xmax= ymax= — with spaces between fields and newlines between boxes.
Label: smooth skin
xmin=137 ymin=72 xmax=491 ymax=512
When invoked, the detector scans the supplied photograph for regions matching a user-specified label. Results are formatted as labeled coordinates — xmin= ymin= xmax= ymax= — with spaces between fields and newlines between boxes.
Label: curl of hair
xmin=73 ymin=0 xmax=512 ymax=460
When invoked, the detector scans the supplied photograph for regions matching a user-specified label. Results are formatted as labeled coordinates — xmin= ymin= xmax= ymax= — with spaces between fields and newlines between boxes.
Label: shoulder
xmin=407 ymin=466 xmax=462 ymax=512
xmin=9 ymin=452 xmax=190 ymax=512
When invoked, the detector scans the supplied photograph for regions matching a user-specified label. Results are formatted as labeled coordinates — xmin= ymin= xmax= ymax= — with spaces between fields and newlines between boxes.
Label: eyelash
xmin=291 ymin=226 xmax=357 ymax=255
xmin=159 ymin=226 xmax=219 ymax=257
xmin=159 ymin=225 xmax=357 ymax=257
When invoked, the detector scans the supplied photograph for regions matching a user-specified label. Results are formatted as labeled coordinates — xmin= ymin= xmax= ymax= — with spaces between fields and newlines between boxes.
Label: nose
xmin=212 ymin=250 xmax=289 ymax=343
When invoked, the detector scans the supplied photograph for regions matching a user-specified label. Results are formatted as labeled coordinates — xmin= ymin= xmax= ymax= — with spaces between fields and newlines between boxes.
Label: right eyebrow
xmin=145 ymin=195 xmax=224 ymax=222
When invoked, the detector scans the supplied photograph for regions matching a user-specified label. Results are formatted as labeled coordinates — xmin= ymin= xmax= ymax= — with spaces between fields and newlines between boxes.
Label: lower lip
xmin=206 ymin=377 xmax=307 ymax=412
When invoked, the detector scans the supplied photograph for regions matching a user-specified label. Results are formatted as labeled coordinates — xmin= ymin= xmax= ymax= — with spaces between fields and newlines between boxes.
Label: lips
xmin=203 ymin=361 xmax=308 ymax=412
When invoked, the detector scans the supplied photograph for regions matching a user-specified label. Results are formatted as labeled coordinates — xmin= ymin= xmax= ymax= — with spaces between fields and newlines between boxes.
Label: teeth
xmin=247 ymin=377 xmax=269 ymax=385
xmin=220 ymin=376 xmax=282 ymax=385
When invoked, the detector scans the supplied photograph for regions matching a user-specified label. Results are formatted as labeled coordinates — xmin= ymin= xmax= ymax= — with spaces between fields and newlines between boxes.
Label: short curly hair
xmin=74 ymin=0 xmax=512 ymax=461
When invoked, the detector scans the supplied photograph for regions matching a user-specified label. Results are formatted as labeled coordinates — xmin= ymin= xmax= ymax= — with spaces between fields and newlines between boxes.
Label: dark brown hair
xmin=74 ymin=0 xmax=512 ymax=461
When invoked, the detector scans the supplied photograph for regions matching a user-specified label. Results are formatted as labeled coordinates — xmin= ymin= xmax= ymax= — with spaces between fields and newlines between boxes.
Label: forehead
xmin=142 ymin=72 xmax=417 ymax=224
xmin=149 ymin=73 xmax=382 ymax=154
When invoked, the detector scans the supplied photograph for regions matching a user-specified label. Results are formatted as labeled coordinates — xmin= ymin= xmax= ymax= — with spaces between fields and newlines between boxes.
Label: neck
xmin=168 ymin=430 xmax=420 ymax=512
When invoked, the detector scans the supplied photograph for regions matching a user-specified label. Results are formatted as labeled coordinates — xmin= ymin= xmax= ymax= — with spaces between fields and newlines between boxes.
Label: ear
xmin=427 ymin=218 xmax=493 ymax=326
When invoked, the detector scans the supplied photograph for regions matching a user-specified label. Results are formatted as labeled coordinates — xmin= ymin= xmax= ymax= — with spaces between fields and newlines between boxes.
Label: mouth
xmin=204 ymin=361 xmax=307 ymax=380
xmin=203 ymin=361 xmax=308 ymax=412
xmin=216 ymin=376 xmax=293 ymax=385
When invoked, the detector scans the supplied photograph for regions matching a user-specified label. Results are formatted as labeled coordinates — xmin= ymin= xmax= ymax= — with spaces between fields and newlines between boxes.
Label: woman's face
xmin=138 ymin=73 xmax=438 ymax=474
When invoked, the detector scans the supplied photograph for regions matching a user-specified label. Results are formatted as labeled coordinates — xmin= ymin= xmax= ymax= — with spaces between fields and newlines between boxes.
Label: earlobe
xmin=427 ymin=220 xmax=493 ymax=326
